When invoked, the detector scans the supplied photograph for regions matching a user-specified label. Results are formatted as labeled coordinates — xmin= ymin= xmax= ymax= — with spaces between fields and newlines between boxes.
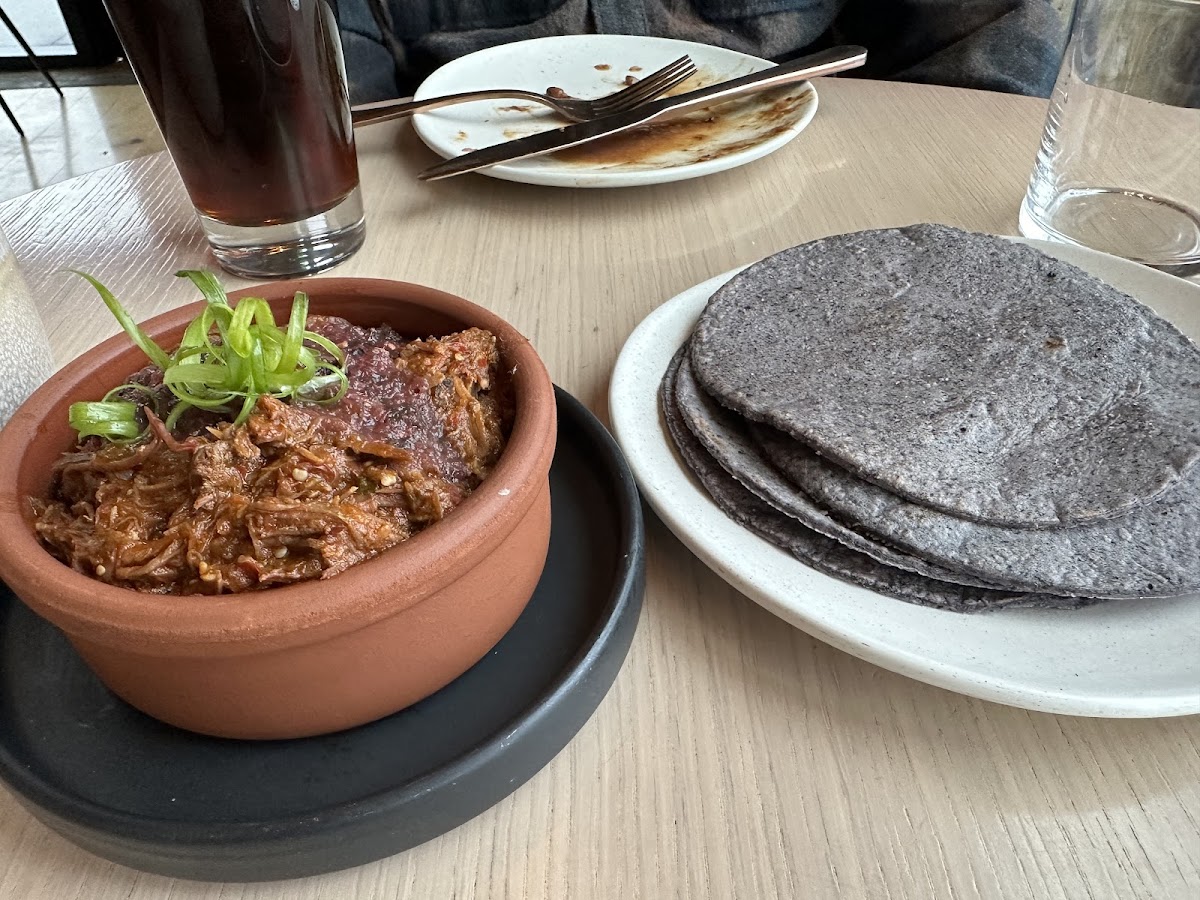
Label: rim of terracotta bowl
xmin=0 ymin=277 xmax=556 ymax=654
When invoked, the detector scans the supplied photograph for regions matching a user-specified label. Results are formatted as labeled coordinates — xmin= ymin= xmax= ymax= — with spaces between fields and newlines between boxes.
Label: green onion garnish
xmin=68 ymin=384 xmax=152 ymax=442
xmin=68 ymin=270 xmax=349 ymax=443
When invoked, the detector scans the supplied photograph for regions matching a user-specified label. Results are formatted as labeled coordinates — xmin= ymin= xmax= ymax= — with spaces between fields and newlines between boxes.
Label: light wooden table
xmin=0 ymin=78 xmax=1197 ymax=900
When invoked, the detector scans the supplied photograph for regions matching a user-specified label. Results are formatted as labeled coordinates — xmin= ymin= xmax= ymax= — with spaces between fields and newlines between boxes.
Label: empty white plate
xmin=609 ymin=237 xmax=1200 ymax=717
xmin=411 ymin=34 xmax=818 ymax=188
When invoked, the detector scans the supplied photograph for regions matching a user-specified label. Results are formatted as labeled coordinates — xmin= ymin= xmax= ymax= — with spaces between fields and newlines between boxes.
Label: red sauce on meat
xmin=32 ymin=319 xmax=513 ymax=595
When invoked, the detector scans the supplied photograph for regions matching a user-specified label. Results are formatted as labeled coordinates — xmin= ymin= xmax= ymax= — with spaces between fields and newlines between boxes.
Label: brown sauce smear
xmin=553 ymin=88 xmax=810 ymax=167
xmin=555 ymin=117 xmax=718 ymax=165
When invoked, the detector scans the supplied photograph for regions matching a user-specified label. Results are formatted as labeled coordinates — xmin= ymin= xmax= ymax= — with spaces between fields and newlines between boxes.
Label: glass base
xmin=1019 ymin=187 xmax=1200 ymax=272
xmin=199 ymin=186 xmax=366 ymax=279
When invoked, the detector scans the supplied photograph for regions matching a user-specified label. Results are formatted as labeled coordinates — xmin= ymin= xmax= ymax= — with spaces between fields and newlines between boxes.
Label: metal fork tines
xmin=351 ymin=55 xmax=697 ymax=127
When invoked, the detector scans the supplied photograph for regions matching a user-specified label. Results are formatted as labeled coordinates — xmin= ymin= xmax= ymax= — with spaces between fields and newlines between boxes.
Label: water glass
xmin=102 ymin=1 xmax=365 ymax=279
xmin=1019 ymin=0 xmax=1200 ymax=270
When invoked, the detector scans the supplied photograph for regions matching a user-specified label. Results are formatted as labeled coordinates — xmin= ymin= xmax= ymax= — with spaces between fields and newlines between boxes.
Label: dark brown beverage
xmin=104 ymin=0 xmax=359 ymax=227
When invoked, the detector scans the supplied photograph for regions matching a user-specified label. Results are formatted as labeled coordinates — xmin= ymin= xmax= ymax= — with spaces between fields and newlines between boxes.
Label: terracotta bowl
xmin=0 ymin=278 xmax=556 ymax=740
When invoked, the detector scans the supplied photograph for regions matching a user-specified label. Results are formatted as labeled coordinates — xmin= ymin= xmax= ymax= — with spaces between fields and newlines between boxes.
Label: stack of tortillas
xmin=661 ymin=224 xmax=1200 ymax=612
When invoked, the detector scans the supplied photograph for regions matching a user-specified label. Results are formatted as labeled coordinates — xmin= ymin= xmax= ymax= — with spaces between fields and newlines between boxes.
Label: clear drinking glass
xmin=102 ymin=0 xmax=365 ymax=279
xmin=0 ymin=229 xmax=54 ymax=425
xmin=1019 ymin=0 xmax=1200 ymax=271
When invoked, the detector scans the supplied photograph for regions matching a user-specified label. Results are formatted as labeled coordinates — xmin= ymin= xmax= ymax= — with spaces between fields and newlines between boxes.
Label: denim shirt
xmin=333 ymin=0 xmax=1066 ymax=104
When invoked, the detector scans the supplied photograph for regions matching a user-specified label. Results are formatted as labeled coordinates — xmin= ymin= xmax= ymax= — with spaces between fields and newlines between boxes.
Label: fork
xmin=351 ymin=55 xmax=698 ymax=127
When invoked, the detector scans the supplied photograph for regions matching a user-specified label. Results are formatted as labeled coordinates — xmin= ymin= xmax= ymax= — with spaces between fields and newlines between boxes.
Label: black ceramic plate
xmin=0 ymin=387 xmax=644 ymax=883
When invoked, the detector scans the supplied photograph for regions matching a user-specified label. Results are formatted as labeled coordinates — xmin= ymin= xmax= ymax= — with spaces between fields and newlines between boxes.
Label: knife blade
xmin=418 ymin=45 xmax=867 ymax=181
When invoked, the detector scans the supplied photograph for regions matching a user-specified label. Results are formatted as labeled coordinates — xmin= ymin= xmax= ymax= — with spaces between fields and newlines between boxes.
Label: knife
xmin=418 ymin=45 xmax=867 ymax=181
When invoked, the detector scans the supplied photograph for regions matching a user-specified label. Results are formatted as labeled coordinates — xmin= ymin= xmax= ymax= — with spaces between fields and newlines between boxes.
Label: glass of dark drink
xmin=103 ymin=0 xmax=365 ymax=278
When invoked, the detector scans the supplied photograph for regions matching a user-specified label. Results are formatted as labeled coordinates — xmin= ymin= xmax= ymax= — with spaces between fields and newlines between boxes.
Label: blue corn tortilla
xmin=751 ymin=421 xmax=1200 ymax=600
xmin=672 ymin=350 xmax=1013 ymax=591
xmin=660 ymin=348 xmax=1093 ymax=612
xmin=688 ymin=224 xmax=1200 ymax=529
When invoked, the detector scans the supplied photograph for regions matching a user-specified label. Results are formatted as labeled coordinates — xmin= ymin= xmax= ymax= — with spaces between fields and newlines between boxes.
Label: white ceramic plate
xmin=609 ymin=237 xmax=1200 ymax=717
xmin=411 ymin=35 xmax=818 ymax=188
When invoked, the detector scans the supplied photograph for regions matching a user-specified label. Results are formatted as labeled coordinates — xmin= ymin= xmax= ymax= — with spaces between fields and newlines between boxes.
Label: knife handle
xmin=655 ymin=45 xmax=867 ymax=119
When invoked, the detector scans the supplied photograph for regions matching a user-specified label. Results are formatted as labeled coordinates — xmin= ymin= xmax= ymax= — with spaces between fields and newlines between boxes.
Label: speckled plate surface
xmin=411 ymin=35 xmax=818 ymax=188
xmin=609 ymin=238 xmax=1200 ymax=717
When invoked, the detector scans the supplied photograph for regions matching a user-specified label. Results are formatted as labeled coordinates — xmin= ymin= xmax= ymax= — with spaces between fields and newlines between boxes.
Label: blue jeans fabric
xmin=333 ymin=0 xmax=1066 ymax=103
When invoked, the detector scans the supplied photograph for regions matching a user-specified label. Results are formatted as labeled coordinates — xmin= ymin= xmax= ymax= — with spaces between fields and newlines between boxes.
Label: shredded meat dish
xmin=32 ymin=318 xmax=512 ymax=594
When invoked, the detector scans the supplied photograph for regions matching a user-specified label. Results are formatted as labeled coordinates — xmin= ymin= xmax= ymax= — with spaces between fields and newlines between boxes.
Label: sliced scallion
xmin=70 ymin=270 xmax=349 ymax=441
xmin=67 ymin=383 xmax=157 ymax=442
